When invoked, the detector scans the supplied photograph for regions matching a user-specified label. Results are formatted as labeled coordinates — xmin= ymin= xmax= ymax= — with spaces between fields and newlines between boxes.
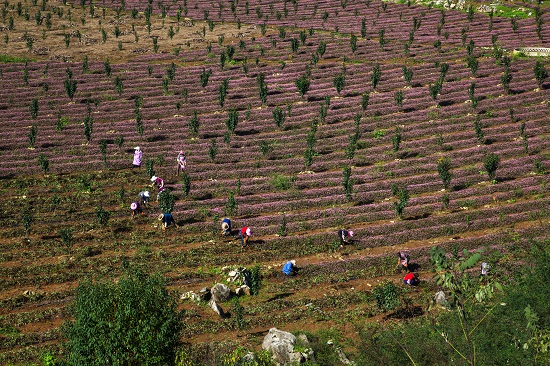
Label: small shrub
xmin=218 ymin=78 xmax=229 ymax=107
xmin=60 ymin=227 xmax=74 ymax=249
xmin=259 ymin=140 xmax=274 ymax=156
xmin=95 ymin=205 xmax=110 ymax=226
xmin=249 ymin=265 xmax=261 ymax=295
xmin=393 ymin=186 xmax=409 ymax=219
xmin=225 ymin=109 xmax=238 ymax=134
xmin=483 ymin=152 xmax=500 ymax=182
xmin=200 ymin=68 xmax=212 ymax=87
xmin=371 ymin=64 xmax=381 ymax=90
xmin=391 ymin=126 xmax=402 ymax=152
xmin=116 ymin=186 xmax=125 ymax=203
xmin=29 ymin=99 xmax=39 ymax=119
xmin=278 ymin=214 xmax=287 ymax=237
xmin=402 ymin=66 xmax=413 ymax=84
xmin=189 ymin=110 xmax=199 ymax=135
xmin=442 ymin=193 xmax=450 ymax=209
xmin=394 ymin=91 xmax=403 ymax=108
xmin=208 ymin=139 xmax=218 ymax=161
xmin=231 ymin=298 xmax=246 ymax=329
xmin=21 ymin=204 xmax=33 ymax=235
xmin=295 ymin=74 xmax=310 ymax=97
xmin=350 ymin=34 xmax=357 ymax=53
xmin=534 ymin=159 xmax=546 ymax=175
xmin=225 ymin=192 xmax=238 ymax=216
xmin=333 ymin=70 xmax=346 ymax=94
xmin=28 ymin=125 xmax=38 ymax=148
xmin=270 ymin=174 xmax=295 ymax=190
xmin=346 ymin=132 xmax=359 ymax=160
xmin=37 ymin=154 xmax=49 ymax=173
xmin=534 ymin=60 xmax=548 ymax=88
xmin=272 ymin=106 xmax=286 ymax=128
xmin=342 ymin=165 xmax=353 ymax=201
xmin=99 ymin=140 xmax=107 ymax=166
xmin=158 ymin=190 xmax=175 ymax=213
xmin=373 ymin=281 xmax=401 ymax=311
xmin=473 ymin=116 xmax=485 ymax=144
xmin=437 ymin=157 xmax=452 ymax=190
xmin=145 ymin=159 xmax=155 ymax=178
xmin=257 ymin=73 xmax=268 ymax=103
xmin=361 ymin=92 xmax=369 ymax=110
xmin=181 ymin=173 xmax=191 ymax=196
xmin=103 ymin=59 xmax=111 ymax=77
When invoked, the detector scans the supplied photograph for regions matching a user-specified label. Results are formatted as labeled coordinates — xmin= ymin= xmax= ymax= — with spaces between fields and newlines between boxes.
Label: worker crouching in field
xmin=139 ymin=190 xmax=151 ymax=206
xmin=403 ymin=272 xmax=419 ymax=286
xmin=158 ymin=213 xmax=178 ymax=230
xmin=337 ymin=229 xmax=354 ymax=246
xmin=221 ymin=218 xmax=232 ymax=236
xmin=282 ymin=260 xmax=298 ymax=276
xmin=240 ymin=226 xmax=251 ymax=247
xmin=130 ymin=202 xmax=143 ymax=217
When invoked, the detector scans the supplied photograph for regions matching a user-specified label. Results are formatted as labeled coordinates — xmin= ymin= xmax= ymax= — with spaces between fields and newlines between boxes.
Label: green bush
xmin=95 ymin=205 xmax=110 ymax=226
xmin=37 ymin=153 xmax=49 ymax=173
xmin=437 ymin=157 xmax=452 ymax=189
xmin=158 ymin=190 xmax=175 ymax=213
xmin=63 ymin=270 xmax=183 ymax=366
xmin=373 ymin=281 xmax=401 ymax=311
xmin=28 ymin=125 xmax=38 ymax=148
xmin=270 ymin=174 xmax=295 ymax=190
xmin=483 ymin=152 xmax=500 ymax=181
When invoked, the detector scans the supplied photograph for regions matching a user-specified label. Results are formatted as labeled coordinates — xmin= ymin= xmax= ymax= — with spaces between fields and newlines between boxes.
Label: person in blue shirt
xmin=282 ymin=260 xmax=297 ymax=276
xmin=221 ymin=218 xmax=232 ymax=236
xmin=158 ymin=213 xmax=178 ymax=230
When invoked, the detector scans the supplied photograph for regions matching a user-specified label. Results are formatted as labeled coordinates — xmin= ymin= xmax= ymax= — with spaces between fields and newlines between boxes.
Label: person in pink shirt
xmin=150 ymin=175 xmax=165 ymax=200
xmin=132 ymin=146 xmax=142 ymax=168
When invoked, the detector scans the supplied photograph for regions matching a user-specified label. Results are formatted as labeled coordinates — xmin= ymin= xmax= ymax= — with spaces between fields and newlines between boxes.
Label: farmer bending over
xmin=337 ymin=229 xmax=354 ymax=246
xmin=221 ymin=218 xmax=232 ymax=236
xmin=130 ymin=202 xmax=143 ymax=217
xmin=282 ymin=260 xmax=298 ymax=276
xmin=240 ymin=226 xmax=251 ymax=247
xmin=158 ymin=213 xmax=178 ymax=230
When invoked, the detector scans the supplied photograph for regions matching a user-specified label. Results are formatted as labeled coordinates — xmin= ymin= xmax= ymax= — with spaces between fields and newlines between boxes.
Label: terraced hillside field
xmin=0 ymin=0 xmax=548 ymax=364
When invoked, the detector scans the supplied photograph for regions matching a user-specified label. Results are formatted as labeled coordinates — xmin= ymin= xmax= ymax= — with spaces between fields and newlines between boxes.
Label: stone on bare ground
xmin=211 ymin=283 xmax=231 ymax=302
xmin=262 ymin=328 xmax=312 ymax=365
xmin=209 ymin=298 xmax=226 ymax=318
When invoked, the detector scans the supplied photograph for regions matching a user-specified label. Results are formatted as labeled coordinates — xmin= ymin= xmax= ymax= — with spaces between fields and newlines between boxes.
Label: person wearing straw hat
xmin=176 ymin=150 xmax=187 ymax=176
xmin=130 ymin=201 xmax=143 ymax=217
xmin=282 ymin=260 xmax=298 ymax=276
xmin=132 ymin=146 xmax=142 ymax=168
xmin=337 ymin=229 xmax=354 ymax=246
xmin=221 ymin=218 xmax=232 ymax=236
xmin=158 ymin=212 xmax=178 ymax=230
xmin=239 ymin=226 xmax=251 ymax=247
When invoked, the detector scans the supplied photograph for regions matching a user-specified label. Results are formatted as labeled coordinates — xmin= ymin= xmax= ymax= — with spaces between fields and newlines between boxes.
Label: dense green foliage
xmin=63 ymin=270 xmax=183 ymax=366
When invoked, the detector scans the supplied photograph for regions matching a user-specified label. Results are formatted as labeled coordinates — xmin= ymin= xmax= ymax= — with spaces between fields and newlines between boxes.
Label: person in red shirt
xmin=240 ymin=227 xmax=251 ymax=247
xmin=403 ymin=272 xmax=419 ymax=286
